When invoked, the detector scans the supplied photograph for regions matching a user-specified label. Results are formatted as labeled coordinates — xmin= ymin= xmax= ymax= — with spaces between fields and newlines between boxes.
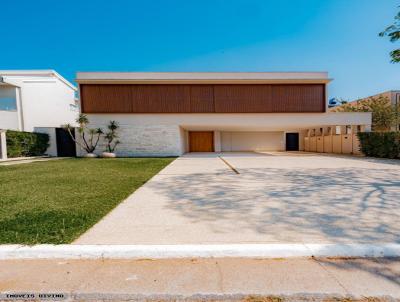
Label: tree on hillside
xmin=379 ymin=8 xmax=400 ymax=62
xmin=333 ymin=96 xmax=399 ymax=131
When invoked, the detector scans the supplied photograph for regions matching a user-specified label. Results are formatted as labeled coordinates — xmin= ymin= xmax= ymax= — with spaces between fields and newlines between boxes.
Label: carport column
xmin=214 ymin=131 xmax=221 ymax=152
xmin=0 ymin=130 xmax=7 ymax=161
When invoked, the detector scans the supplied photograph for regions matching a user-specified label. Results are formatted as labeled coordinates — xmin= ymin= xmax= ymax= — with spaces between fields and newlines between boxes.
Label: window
xmin=0 ymin=87 xmax=17 ymax=111
xmin=69 ymin=98 xmax=80 ymax=112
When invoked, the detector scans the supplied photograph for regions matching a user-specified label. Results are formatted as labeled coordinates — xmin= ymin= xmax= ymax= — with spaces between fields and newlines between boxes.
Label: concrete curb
xmin=2 ymin=293 xmax=397 ymax=302
xmin=0 ymin=244 xmax=400 ymax=259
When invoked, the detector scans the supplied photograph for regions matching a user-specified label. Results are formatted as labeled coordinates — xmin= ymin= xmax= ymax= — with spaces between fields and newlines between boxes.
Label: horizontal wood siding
xmin=80 ymin=84 xmax=325 ymax=113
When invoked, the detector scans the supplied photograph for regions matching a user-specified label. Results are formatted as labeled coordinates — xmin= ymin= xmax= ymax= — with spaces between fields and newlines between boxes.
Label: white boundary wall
xmin=34 ymin=127 xmax=58 ymax=157
xmin=304 ymin=125 xmax=369 ymax=155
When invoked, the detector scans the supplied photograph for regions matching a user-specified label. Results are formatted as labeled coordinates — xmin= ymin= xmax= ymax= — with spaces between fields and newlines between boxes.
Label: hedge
xmin=6 ymin=130 xmax=49 ymax=158
xmin=357 ymin=132 xmax=400 ymax=159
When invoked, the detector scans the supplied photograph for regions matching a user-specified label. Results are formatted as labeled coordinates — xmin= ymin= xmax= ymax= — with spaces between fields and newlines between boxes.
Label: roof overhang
xmin=0 ymin=77 xmax=19 ymax=87
xmin=0 ymin=70 xmax=76 ymax=90
xmin=76 ymin=72 xmax=332 ymax=84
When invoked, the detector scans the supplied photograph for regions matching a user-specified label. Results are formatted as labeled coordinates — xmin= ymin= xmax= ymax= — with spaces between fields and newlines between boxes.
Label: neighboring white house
xmin=0 ymin=70 xmax=78 ymax=132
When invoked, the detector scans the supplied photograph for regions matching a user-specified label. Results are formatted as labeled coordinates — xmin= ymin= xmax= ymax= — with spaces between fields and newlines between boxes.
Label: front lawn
xmin=0 ymin=158 xmax=174 ymax=244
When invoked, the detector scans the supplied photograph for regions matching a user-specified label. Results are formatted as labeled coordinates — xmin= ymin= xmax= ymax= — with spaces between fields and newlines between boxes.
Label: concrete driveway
xmin=75 ymin=152 xmax=400 ymax=244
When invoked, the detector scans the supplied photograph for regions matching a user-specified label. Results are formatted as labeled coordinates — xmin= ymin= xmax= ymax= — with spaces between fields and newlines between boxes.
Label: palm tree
xmin=104 ymin=121 xmax=120 ymax=153
xmin=62 ymin=114 xmax=103 ymax=153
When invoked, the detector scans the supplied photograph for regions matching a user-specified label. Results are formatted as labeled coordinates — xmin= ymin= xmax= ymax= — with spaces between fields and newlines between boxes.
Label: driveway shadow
xmin=148 ymin=159 xmax=400 ymax=243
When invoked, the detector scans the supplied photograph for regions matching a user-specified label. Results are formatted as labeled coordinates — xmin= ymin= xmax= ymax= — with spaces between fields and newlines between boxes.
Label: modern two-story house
xmin=76 ymin=72 xmax=371 ymax=156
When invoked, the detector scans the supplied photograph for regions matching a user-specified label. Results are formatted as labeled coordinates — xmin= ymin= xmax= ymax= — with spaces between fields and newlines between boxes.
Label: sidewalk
xmin=0 ymin=156 xmax=63 ymax=166
xmin=0 ymin=257 xmax=399 ymax=301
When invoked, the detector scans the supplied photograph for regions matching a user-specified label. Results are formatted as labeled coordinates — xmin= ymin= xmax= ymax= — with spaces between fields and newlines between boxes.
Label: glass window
xmin=69 ymin=103 xmax=79 ymax=111
xmin=0 ymin=87 xmax=17 ymax=111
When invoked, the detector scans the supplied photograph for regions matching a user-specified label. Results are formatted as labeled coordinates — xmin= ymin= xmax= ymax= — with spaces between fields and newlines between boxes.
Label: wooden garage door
xmin=189 ymin=131 xmax=214 ymax=152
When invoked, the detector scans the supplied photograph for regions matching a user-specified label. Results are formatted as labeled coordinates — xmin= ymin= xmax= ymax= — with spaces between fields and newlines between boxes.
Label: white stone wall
xmin=115 ymin=124 xmax=183 ymax=157
xmin=76 ymin=122 xmax=184 ymax=157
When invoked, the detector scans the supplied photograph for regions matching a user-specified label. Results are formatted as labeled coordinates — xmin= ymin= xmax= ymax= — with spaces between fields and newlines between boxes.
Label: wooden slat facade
xmin=80 ymin=84 xmax=325 ymax=113
xmin=189 ymin=85 xmax=215 ymax=113
xmin=214 ymin=85 xmax=273 ymax=113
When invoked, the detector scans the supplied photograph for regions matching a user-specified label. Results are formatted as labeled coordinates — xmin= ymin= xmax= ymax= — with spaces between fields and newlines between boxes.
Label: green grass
xmin=0 ymin=158 xmax=174 ymax=244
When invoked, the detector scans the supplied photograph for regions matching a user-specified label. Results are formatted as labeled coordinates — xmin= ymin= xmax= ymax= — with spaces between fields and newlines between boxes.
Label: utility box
xmin=323 ymin=135 xmax=333 ymax=153
xmin=341 ymin=134 xmax=353 ymax=154
xmin=309 ymin=136 xmax=317 ymax=152
xmin=304 ymin=137 xmax=310 ymax=152
xmin=316 ymin=136 xmax=324 ymax=153
xmin=332 ymin=135 xmax=342 ymax=154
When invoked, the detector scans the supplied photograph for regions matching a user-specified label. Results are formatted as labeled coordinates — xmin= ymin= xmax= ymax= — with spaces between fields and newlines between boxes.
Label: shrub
xmin=6 ymin=130 xmax=49 ymax=158
xmin=357 ymin=132 xmax=400 ymax=158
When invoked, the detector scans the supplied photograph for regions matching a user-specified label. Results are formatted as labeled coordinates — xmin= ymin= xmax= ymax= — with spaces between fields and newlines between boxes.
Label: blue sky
xmin=1 ymin=0 xmax=399 ymax=100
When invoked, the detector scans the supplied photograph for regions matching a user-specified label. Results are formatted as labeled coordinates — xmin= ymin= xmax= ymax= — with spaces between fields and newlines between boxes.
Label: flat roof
xmin=76 ymin=72 xmax=331 ymax=84
xmin=0 ymin=70 xmax=76 ymax=90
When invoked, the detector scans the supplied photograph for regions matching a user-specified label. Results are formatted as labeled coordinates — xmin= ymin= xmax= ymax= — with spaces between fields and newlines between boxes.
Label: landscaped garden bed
xmin=0 ymin=158 xmax=174 ymax=244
